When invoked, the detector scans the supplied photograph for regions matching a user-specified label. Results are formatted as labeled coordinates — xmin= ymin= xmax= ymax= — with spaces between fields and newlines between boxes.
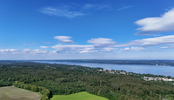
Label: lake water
xmin=34 ymin=61 xmax=174 ymax=77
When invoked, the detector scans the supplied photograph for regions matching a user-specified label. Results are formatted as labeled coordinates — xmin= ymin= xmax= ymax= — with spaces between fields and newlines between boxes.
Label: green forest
xmin=0 ymin=61 xmax=174 ymax=100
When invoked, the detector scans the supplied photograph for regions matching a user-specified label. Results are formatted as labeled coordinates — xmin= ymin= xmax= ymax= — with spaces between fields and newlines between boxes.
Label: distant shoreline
xmin=32 ymin=60 xmax=174 ymax=67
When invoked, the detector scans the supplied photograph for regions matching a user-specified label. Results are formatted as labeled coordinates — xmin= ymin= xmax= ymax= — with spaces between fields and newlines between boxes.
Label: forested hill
xmin=0 ymin=61 xmax=174 ymax=100
xmin=36 ymin=60 xmax=174 ymax=66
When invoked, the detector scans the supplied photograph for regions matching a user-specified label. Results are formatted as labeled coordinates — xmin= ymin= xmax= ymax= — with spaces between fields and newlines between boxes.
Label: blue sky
xmin=1 ymin=0 xmax=174 ymax=60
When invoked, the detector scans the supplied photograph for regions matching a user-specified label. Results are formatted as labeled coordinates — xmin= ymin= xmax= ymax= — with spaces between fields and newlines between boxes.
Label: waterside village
xmin=98 ymin=69 xmax=174 ymax=82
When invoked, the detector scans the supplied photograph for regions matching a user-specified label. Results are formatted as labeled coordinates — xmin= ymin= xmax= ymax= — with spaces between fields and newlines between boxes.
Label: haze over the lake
xmin=1 ymin=0 xmax=174 ymax=60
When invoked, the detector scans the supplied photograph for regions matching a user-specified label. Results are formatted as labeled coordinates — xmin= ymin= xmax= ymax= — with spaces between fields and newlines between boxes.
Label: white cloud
xmin=39 ymin=4 xmax=110 ymax=19
xmin=41 ymin=37 xmax=118 ymax=54
xmin=3 ymin=35 xmax=174 ymax=56
xmin=120 ymin=47 xmax=130 ymax=50
xmin=79 ymin=51 xmax=90 ymax=53
xmin=39 ymin=6 xmax=84 ymax=19
xmin=84 ymin=4 xmax=96 ymax=9
xmin=87 ymin=38 xmax=116 ymax=48
xmin=40 ymin=46 xmax=49 ymax=48
xmin=160 ymin=46 xmax=168 ymax=49
xmin=52 ymin=44 xmax=93 ymax=52
xmin=83 ymin=4 xmax=109 ymax=9
xmin=120 ymin=47 xmax=144 ymax=51
xmin=135 ymin=8 xmax=174 ymax=35
xmin=0 ymin=49 xmax=17 ymax=52
xmin=131 ymin=47 xmax=144 ymax=50
xmin=51 ymin=44 xmax=117 ymax=53
xmin=32 ymin=49 xmax=48 ymax=54
xmin=51 ymin=37 xmax=117 ymax=53
xmin=103 ymin=47 xmax=116 ymax=51
xmin=117 ymin=5 xmax=132 ymax=11
xmin=23 ymin=49 xmax=30 ymax=52
xmin=23 ymin=49 xmax=49 ymax=54
xmin=0 ymin=49 xmax=50 ymax=55
xmin=23 ymin=42 xmax=36 ymax=45
xmin=160 ymin=46 xmax=174 ymax=49
xmin=0 ymin=49 xmax=19 ymax=55
xmin=54 ymin=36 xmax=74 ymax=44
xmin=79 ymin=50 xmax=97 ymax=53
xmin=115 ymin=35 xmax=174 ymax=47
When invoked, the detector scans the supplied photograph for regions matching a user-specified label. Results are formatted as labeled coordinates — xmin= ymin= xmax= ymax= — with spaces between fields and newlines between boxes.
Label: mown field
xmin=0 ymin=86 xmax=41 ymax=100
xmin=51 ymin=91 xmax=109 ymax=100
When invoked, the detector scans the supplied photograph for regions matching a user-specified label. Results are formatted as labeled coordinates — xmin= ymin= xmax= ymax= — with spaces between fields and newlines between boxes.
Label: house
xmin=108 ymin=71 xmax=115 ymax=74
xmin=120 ymin=72 xmax=126 ymax=75
xmin=98 ymin=69 xmax=103 ymax=71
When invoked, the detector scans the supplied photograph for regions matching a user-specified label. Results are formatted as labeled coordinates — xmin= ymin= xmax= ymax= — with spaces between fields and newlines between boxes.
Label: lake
xmin=34 ymin=61 xmax=174 ymax=77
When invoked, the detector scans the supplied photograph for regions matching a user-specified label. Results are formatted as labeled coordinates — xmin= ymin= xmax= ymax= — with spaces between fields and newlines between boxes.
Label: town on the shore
xmin=98 ymin=69 xmax=174 ymax=82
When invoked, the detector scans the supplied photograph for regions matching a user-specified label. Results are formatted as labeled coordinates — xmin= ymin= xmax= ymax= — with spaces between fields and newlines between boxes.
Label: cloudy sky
xmin=1 ymin=0 xmax=174 ymax=60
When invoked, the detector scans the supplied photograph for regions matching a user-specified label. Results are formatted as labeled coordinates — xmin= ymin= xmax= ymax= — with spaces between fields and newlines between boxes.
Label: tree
xmin=167 ymin=76 xmax=171 ymax=79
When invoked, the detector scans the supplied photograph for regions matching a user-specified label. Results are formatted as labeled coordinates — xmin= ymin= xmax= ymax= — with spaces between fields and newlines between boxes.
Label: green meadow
xmin=0 ymin=86 xmax=41 ymax=100
xmin=51 ymin=91 xmax=109 ymax=100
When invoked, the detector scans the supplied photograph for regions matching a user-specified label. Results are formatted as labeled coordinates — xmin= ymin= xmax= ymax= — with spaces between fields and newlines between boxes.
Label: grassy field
xmin=51 ymin=91 xmax=109 ymax=100
xmin=0 ymin=86 xmax=41 ymax=100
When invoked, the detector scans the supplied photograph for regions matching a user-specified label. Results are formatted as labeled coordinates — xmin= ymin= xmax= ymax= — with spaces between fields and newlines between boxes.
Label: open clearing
xmin=0 ymin=86 xmax=41 ymax=100
xmin=51 ymin=91 xmax=109 ymax=100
